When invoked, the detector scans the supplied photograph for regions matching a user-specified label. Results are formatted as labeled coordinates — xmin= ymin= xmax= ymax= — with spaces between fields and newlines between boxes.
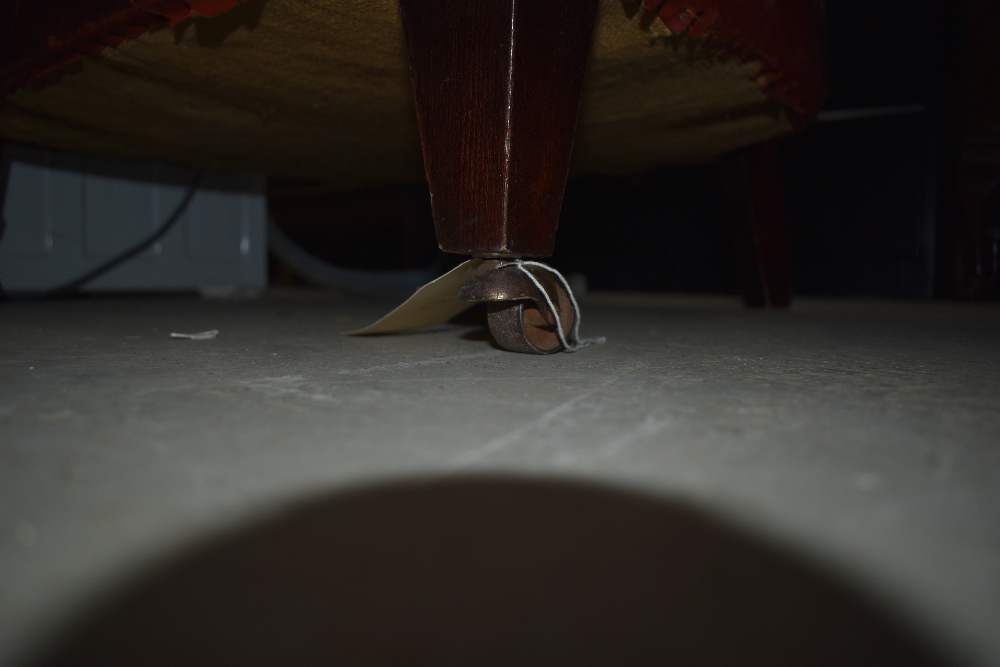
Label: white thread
xmin=494 ymin=259 xmax=606 ymax=353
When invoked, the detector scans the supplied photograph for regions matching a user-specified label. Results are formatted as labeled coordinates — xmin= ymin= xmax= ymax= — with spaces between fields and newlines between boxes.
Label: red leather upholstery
xmin=644 ymin=0 xmax=827 ymax=120
xmin=1 ymin=0 xmax=245 ymax=96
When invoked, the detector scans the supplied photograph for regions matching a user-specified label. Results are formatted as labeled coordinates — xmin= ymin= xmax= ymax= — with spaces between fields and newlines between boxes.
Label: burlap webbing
xmin=0 ymin=0 xmax=792 ymax=184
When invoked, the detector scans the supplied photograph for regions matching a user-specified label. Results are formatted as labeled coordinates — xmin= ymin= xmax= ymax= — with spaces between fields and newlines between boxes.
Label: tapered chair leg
xmin=399 ymin=0 xmax=598 ymax=259
xmin=720 ymin=142 xmax=793 ymax=308
xmin=398 ymin=0 xmax=599 ymax=354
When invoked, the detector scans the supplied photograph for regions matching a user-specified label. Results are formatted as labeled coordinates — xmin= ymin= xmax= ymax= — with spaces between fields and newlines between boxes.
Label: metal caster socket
xmin=458 ymin=260 xmax=575 ymax=354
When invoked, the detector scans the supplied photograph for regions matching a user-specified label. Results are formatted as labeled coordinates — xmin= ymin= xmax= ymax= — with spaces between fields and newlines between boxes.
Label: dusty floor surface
xmin=1 ymin=291 xmax=998 ymax=664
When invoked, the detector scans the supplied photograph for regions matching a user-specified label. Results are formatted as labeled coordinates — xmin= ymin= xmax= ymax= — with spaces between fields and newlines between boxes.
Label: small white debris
xmin=170 ymin=330 xmax=220 ymax=340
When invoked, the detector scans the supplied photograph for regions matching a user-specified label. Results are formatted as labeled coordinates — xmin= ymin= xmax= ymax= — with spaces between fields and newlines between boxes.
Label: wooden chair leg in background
xmin=720 ymin=143 xmax=793 ymax=308
xmin=398 ymin=0 xmax=599 ymax=353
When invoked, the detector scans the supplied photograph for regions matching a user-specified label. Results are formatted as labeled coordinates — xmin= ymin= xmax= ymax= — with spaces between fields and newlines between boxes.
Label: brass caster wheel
xmin=486 ymin=292 xmax=574 ymax=354
xmin=458 ymin=260 xmax=575 ymax=354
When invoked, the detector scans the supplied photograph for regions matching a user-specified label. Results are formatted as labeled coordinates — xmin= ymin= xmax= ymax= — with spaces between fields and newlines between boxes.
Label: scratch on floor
xmin=243 ymin=376 xmax=341 ymax=403
xmin=339 ymin=350 xmax=505 ymax=375
xmin=597 ymin=415 xmax=671 ymax=458
xmin=448 ymin=376 xmax=617 ymax=469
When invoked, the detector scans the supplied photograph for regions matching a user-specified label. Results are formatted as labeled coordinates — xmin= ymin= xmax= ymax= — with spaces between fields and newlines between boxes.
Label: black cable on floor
xmin=3 ymin=172 xmax=202 ymax=299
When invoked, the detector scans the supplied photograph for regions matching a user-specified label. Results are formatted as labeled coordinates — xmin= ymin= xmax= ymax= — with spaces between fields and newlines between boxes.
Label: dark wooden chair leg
xmin=399 ymin=0 xmax=598 ymax=258
xmin=720 ymin=142 xmax=793 ymax=308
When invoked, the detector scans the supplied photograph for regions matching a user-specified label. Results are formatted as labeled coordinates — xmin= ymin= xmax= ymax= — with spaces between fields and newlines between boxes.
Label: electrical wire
xmin=7 ymin=172 xmax=202 ymax=299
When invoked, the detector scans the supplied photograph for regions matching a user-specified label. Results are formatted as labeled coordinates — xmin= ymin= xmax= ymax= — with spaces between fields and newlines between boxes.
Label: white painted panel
xmin=48 ymin=168 xmax=85 ymax=249
xmin=84 ymin=170 xmax=155 ymax=258
xmin=1 ymin=161 xmax=51 ymax=257
xmin=0 ymin=143 xmax=267 ymax=293
xmin=185 ymin=189 xmax=242 ymax=262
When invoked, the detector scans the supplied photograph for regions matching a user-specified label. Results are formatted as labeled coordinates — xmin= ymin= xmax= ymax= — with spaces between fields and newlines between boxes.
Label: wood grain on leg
xmin=399 ymin=0 xmax=598 ymax=258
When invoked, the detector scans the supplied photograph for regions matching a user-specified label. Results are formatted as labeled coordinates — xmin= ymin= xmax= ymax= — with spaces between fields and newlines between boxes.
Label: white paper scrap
xmin=170 ymin=330 xmax=220 ymax=340
xmin=349 ymin=259 xmax=482 ymax=335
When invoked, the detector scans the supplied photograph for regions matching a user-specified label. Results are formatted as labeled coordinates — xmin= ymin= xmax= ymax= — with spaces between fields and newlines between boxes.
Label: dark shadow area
xmin=449 ymin=301 xmax=489 ymax=326
xmin=451 ymin=303 xmax=502 ymax=347
xmin=32 ymin=477 xmax=950 ymax=666
xmin=171 ymin=0 xmax=269 ymax=47
xmin=781 ymin=114 xmax=932 ymax=298
xmin=268 ymin=181 xmax=444 ymax=277
xmin=554 ymin=166 xmax=739 ymax=294
xmin=459 ymin=327 xmax=499 ymax=346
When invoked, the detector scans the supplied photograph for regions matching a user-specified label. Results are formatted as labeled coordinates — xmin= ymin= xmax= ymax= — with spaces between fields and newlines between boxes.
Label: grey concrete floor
xmin=1 ymin=290 xmax=998 ymax=664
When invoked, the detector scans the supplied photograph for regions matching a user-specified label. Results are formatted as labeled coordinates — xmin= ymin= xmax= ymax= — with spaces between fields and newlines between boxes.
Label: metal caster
xmin=458 ymin=260 xmax=576 ymax=354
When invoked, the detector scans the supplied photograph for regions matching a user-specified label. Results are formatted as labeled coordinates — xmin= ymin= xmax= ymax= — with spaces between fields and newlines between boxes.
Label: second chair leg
xmin=720 ymin=142 xmax=794 ymax=308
